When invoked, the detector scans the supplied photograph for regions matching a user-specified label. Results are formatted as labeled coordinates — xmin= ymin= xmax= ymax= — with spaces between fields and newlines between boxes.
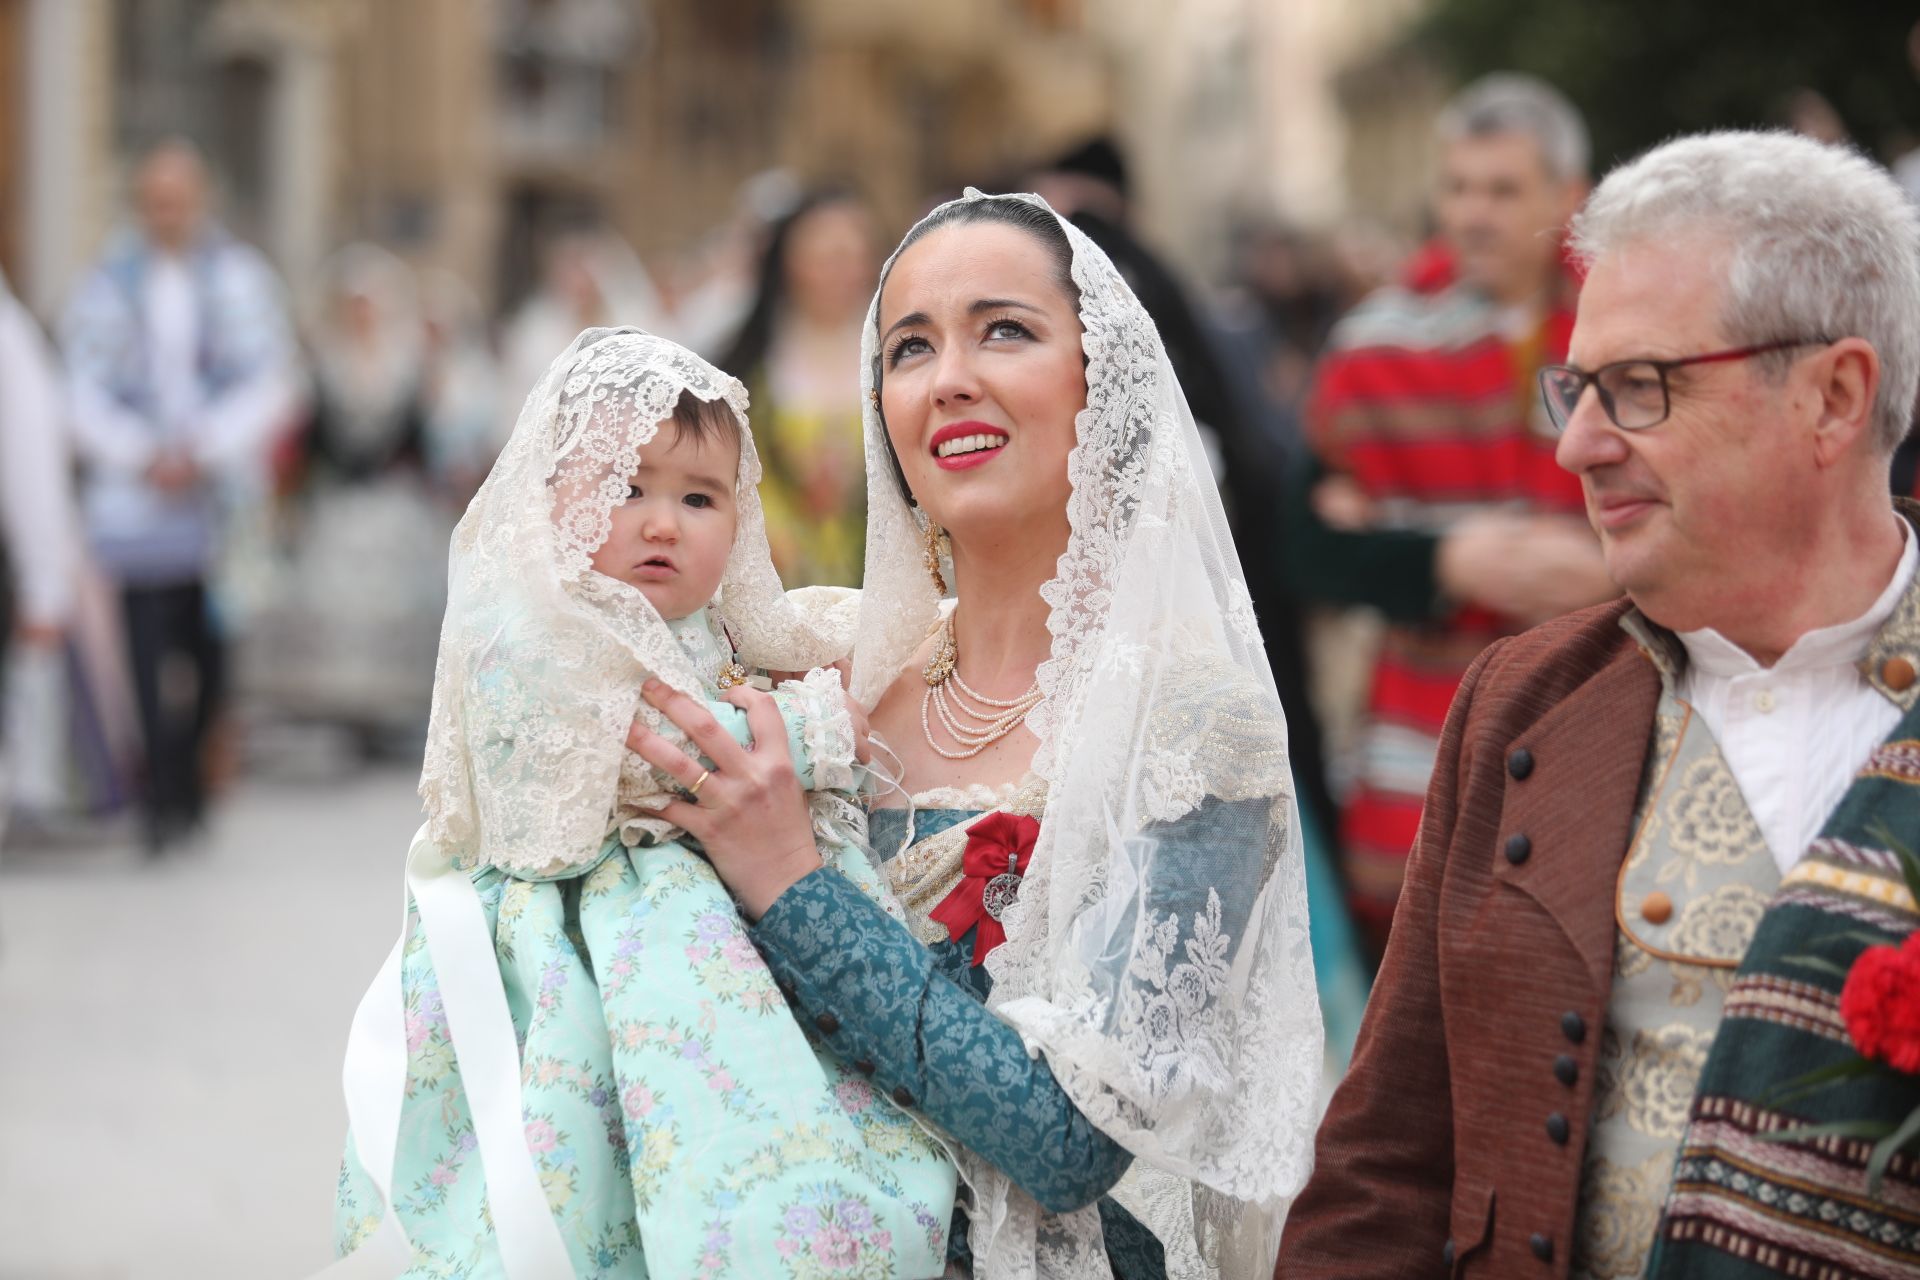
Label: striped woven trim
xmin=1665 ymin=1097 xmax=1920 ymax=1278
xmin=1803 ymin=838 xmax=1914 ymax=880
xmin=1663 ymin=1188 xmax=1920 ymax=1280
xmin=1721 ymin=974 xmax=1850 ymax=1045
xmin=1663 ymin=1097 xmax=1920 ymax=1277
xmin=1785 ymin=845 xmax=1918 ymax=919
xmin=1683 ymin=1112 xmax=1920 ymax=1216
xmin=1773 ymin=887 xmax=1918 ymax=936
xmin=1860 ymin=740 xmax=1920 ymax=785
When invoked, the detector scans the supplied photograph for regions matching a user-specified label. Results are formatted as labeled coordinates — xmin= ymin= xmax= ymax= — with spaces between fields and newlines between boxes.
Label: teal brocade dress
xmin=751 ymin=804 xmax=1176 ymax=1279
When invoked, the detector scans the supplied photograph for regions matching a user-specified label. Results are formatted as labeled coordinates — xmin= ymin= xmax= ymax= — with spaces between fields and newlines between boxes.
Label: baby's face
xmin=589 ymin=425 xmax=740 ymax=620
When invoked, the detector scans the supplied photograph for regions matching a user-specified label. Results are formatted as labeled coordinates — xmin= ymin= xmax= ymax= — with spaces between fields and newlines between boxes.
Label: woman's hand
xmin=626 ymin=678 xmax=823 ymax=919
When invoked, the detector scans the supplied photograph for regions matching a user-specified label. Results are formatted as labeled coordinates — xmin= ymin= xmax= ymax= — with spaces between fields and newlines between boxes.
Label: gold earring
xmin=867 ymin=388 xmax=880 ymax=409
xmin=924 ymin=518 xmax=948 ymax=595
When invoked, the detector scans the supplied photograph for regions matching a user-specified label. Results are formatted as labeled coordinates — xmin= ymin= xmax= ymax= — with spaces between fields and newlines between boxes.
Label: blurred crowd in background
xmin=4 ymin=0 xmax=1920 ymax=1066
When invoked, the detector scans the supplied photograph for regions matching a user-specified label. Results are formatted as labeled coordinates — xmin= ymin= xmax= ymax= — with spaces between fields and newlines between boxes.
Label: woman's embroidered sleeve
xmin=749 ymin=866 xmax=1135 ymax=1213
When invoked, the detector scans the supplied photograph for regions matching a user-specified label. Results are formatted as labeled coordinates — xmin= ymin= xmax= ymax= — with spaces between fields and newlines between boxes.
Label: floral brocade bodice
xmin=1573 ymin=681 xmax=1782 ymax=1279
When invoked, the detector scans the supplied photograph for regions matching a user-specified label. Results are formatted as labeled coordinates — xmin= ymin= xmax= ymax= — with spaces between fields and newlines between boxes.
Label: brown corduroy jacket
xmin=1276 ymin=597 xmax=1661 ymax=1278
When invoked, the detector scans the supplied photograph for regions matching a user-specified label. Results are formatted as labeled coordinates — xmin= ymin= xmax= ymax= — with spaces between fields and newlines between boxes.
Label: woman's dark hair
xmin=716 ymin=184 xmax=867 ymax=382
xmin=882 ymin=195 xmax=1076 ymax=317
xmin=874 ymin=195 xmax=1079 ymax=506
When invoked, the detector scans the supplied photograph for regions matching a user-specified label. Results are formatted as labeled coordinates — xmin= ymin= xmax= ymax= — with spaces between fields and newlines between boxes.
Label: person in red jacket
xmin=1288 ymin=73 xmax=1618 ymax=956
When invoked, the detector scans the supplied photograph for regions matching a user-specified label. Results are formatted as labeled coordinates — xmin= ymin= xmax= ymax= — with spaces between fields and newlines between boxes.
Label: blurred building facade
xmin=1 ymin=0 xmax=1441 ymax=318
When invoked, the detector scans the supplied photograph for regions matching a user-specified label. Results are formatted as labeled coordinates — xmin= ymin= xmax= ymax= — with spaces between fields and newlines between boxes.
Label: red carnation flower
xmin=1840 ymin=932 xmax=1920 ymax=1076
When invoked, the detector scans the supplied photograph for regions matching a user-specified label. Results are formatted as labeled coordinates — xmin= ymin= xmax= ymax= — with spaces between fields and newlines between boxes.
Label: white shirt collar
xmin=1677 ymin=519 xmax=1917 ymax=679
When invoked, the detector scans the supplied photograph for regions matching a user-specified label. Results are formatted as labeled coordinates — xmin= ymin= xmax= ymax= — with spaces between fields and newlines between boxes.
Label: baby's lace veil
xmin=850 ymin=194 xmax=1322 ymax=1278
xmin=418 ymin=327 xmax=854 ymax=873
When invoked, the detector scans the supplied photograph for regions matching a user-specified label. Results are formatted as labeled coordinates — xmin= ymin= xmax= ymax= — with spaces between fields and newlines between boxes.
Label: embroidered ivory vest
xmin=1643 ymin=537 xmax=1920 ymax=1280
xmin=1571 ymin=671 xmax=1781 ymax=1280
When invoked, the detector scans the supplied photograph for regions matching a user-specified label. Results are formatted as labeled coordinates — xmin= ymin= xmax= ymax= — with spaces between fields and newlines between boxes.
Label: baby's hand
xmin=819 ymin=659 xmax=866 ymax=763
xmin=843 ymin=688 xmax=873 ymax=766
xmin=800 ymin=662 xmax=869 ymax=766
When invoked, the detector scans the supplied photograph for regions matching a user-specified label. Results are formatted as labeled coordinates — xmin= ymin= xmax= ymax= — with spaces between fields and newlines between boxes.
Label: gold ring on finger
xmin=688 ymin=768 xmax=710 ymax=799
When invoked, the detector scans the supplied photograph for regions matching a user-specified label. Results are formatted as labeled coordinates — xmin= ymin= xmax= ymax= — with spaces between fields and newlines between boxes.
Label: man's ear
xmin=1810 ymin=337 xmax=1878 ymax=468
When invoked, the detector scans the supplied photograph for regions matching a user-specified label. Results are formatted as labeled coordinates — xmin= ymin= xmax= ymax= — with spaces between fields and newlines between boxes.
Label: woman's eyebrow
xmin=881 ymin=310 xmax=929 ymax=341
xmin=969 ymin=297 xmax=1041 ymax=316
xmin=882 ymin=298 xmax=1042 ymax=341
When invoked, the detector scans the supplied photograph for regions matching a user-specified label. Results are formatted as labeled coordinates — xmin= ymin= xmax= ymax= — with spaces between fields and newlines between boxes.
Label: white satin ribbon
xmin=312 ymin=832 xmax=417 ymax=1278
xmin=317 ymin=825 xmax=576 ymax=1278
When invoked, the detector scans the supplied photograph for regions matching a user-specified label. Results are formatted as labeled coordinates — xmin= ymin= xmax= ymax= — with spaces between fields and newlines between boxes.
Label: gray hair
xmin=1437 ymin=73 xmax=1590 ymax=183
xmin=1571 ymin=130 xmax=1920 ymax=455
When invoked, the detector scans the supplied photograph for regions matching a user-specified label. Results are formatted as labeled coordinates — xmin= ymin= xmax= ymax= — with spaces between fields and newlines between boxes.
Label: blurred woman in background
xmin=499 ymin=228 xmax=665 ymax=447
xmin=414 ymin=266 xmax=502 ymax=505
xmin=247 ymin=246 xmax=447 ymax=754
xmin=718 ymin=186 xmax=879 ymax=587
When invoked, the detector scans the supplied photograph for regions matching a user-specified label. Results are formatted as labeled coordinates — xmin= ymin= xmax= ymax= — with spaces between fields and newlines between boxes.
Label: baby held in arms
xmin=333 ymin=328 xmax=954 ymax=1278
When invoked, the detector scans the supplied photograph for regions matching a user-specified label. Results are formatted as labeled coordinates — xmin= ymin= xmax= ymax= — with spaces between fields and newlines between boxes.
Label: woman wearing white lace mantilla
xmin=626 ymin=192 xmax=1323 ymax=1279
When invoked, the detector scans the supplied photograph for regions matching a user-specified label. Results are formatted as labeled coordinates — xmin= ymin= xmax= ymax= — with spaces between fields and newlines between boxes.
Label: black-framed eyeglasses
xmin=1537 ymin=337 xmax=1835 ymax=432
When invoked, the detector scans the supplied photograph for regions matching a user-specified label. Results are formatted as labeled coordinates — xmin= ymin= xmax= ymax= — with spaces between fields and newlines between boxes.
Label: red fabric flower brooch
xmin=929 ymin=812 xmax=1040 ymax=967
xmin=1842 ymin=930 xmax=1920 ymax=1075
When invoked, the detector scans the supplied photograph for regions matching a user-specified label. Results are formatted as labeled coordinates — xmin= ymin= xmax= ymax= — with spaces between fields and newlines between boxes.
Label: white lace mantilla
xmin=419 ymin=329 xmax=856 ymax=873
xmin=849 ymin=193 xmax=1321 ymax=1278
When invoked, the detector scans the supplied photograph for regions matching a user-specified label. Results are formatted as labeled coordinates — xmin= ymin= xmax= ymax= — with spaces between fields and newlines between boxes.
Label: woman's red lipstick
xmin=929 ymin=421 xmax=1010 ymax=472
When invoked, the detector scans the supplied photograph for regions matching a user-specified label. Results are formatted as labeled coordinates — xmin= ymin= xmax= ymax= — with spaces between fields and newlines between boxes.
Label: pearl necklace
xmin=921 ymin=613 xmax=1043 ymax=760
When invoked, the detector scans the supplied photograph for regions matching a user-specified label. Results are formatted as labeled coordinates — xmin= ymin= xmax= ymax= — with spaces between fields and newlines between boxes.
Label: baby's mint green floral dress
xmin=333 ymin=613 xmax=955 ymax=1278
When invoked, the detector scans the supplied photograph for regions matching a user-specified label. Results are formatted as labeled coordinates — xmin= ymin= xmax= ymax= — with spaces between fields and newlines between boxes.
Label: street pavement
xmin=0 ymin=762 xmax=425 ymax=1279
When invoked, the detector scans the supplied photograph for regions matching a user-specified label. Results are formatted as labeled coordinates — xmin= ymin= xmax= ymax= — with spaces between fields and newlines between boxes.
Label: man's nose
xmin=1553 ymin=386 xmax=1630 ymax=475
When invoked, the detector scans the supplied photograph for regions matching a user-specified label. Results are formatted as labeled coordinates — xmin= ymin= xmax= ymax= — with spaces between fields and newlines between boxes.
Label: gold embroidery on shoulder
xmin=882 ymin=777 xmax=1049 ymax=945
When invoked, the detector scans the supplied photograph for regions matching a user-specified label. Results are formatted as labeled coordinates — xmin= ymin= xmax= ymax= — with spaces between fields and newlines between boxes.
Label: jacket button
xmin=1883 ymin=655 xmax=1917 ymax=691
xmin=1640 ymin=891 xmax=1673 ymax=925
xmin=1546 ymin=1112 xmax=1570 ymax=1145
xmin=853 ymin=1059 xmax=875 ymax=1076
xmin=1442 ymin=1238 xmax=1456 ymax=1267
xmin=1561 ymin=1011 xmax=1586 ymax=1044
xmin=815 ymin=1012 xmax=840 ymax=1035
xmin=891 ymin=1085 xmax=915 ymax=1107
xmin=1508 ymin=747 xmax=1535 ymax=780
xmin=1530 ymin=1232 xmax=1554 ymax=1262
xmin=1554 ymin=1054 xmax=1578 ymax=1087
xmin=1504 ymin=833 xmax=1532 ymax=865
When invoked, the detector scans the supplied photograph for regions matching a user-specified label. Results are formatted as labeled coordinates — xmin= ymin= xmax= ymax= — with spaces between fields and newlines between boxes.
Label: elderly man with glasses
xmin=1276 ymin=130 xmax=1920 ymax=1278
